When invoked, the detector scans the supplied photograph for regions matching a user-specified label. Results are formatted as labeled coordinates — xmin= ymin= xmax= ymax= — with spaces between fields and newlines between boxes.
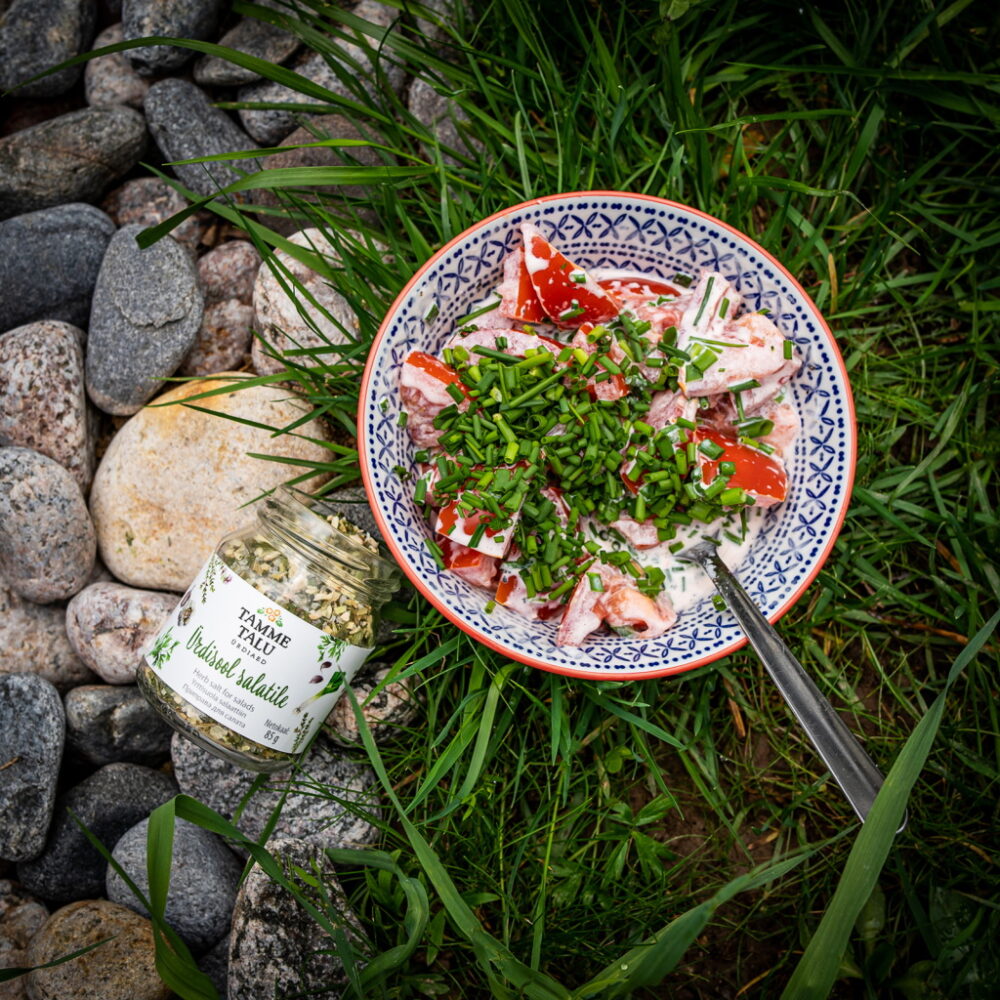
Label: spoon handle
xmin=697 ymin=548 xmax=903 ymax=830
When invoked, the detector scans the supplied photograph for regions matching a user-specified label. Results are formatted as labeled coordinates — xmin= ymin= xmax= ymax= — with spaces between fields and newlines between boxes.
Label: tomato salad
xmin=398 ymin=222 xmax=801 ymax=646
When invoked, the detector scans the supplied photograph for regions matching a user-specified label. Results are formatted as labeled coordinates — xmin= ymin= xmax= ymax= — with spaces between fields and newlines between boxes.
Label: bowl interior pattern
xmin=361 ymin=194 xmax=854 ymax=678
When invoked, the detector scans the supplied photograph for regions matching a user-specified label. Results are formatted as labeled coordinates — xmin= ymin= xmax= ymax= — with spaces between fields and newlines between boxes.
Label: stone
xmin=194 ymin=5 xmax=300 ymax=87
xmin=228 ymin=837 xmax=364 ymax=1000
xmin=252 ymin=228 xmax=359 ymax=375
xmin=122 ymin=0 xmax=225 ymax=76
xmin=250 ymin=116 xmax=387 ymax=233
xmin=0 ymin=204 xmax=115 ymax=331
xmin=24 ymin=900 xmax=170 ymax=1000
xmin=0 ymin=0 xmax=97 ymax=98
xmin=84 ymin=23 xmax=149 ymax=108
xmin=64 ymin=685 xmax=173 ymax=765
xmin=0 ymin=322 xmax=93 ymax=493
xmin=408 ymin=75 xmax=484 ymax=167
xmin=0 ymin=106 xmax=146 ymax=221
xmin=106 ymin=817 xmax=241 ymax=953
xmin=101 ymin=176 xmax=207 ymax=253
xmin=143 ymin=78 xmax=260 ymax=198
xmin=17 ymin=763 xmax=178 ymax=903
xmin=197 ymin=933 xmax=229 ymax=999
xmin=89 ymin=374 xmax=334 ymax=591
xmin=238 ymin=0 xmax=406 ymax=145
xmin=179 ymin=241 xmax=260 ymax=376
xmin=0 ymin=676 xmax=64 ymax=863
xmin=0 ymin=575 xmax=94 ymax=692
xmin=324 ymin=664 xmax=419 ymax=746
xmin=85 ymin=224 xmax=203 ymax=416
xmin=171 ymin=734 xmax=381 ymax=849
xmin=66 ymin=583 xmax=177 ymax=685
xmin=0 ymin=448 xmax=96 ymax=604
xmin=0 ymin=882 xmax=49 ymax=1000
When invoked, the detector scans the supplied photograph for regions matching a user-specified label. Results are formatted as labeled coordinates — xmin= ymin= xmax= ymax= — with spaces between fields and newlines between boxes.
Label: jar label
xmin=143 ymin=555 xmax=373 ymax=754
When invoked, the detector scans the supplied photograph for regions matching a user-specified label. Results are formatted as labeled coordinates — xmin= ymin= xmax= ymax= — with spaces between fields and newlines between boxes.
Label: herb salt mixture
xmin=138 ymin=489 xmax=399 ymax=772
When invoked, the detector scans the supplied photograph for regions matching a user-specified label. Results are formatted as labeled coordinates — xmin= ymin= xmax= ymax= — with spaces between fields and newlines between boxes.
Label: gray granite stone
xmin=196 ymin=933 xmax=229 ymax=999
xmin=194 ymin=5 xmax=299 ymax=87
xmin=64 ymin=685 xmax=173 ymax=766
xmin=0 ymin=322 xmax=93 ymax=493
xmin=171 ymin=733 xmax=381 ymax=850
xmin=84 ymin=22 xmax=149 ymax=108
xmin=408 ymin=74 xmax=484 ymax=167
xmin=238 ymin=0 xmax=406 ymax=145
xmin=0 ymin=106 xmax=146 ymax=221
xmin=0 ymin=574 xmax=95 ymax=692
xmin=0 ymin=0 xmax=96 ymax=98
xmin=107 ymin=817 xmax=241 ymax=953
xmin=0 ymin=204 xmax=115 ymax=332
xmin=0 ymin=676 xmax=64 ymax=863
xmin=101 ymin=176 xmax=207 ymax=253
xmin=86 ymin=223 xmax=203 ymax=415
xmin=0 ymin=448 xmax=95 ymax=604
xmin=16 ymin=763 xmax=178 ymax=903
xmin=122 ymin=0 xmax=225 ymax=76
xmin=324 ymin=663 xmax=419 ymax=746
xmin=66 ymin=582 xmax=177 ymax=685
xmin=227 ymin=837 xmax=364 ymax=1000
xmin=144 ymin=78 xmax=260 ymax=198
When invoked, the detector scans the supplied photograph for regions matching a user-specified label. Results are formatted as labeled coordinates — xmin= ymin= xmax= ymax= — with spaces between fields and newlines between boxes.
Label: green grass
xmin=59 ymin=0 xmax=1000 ymax=996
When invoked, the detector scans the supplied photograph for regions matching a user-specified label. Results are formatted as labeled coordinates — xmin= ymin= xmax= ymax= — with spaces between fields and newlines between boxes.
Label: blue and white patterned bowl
xmin=359 ymin=192 xmax=855 ymax=679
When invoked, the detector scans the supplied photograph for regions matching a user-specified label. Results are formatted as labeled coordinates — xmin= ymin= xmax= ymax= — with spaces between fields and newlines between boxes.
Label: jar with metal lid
xmin=137 ymin=486 xmax=399 ymax=772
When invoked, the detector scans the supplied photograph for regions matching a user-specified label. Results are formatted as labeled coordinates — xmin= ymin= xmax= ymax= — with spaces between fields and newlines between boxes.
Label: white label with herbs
xmin=143 ymin=555 xmax=372 ymax=754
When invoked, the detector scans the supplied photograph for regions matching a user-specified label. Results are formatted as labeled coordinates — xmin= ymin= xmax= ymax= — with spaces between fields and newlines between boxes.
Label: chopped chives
xmin=692 ymin=276 xmax=716 ymax=326
xmin=718 ymin=297 xmax=730 ymax=319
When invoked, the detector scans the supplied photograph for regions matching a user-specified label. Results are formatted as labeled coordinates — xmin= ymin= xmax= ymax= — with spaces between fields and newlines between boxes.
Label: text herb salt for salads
xmin=137 ymin=487 xmax=399 ymax=772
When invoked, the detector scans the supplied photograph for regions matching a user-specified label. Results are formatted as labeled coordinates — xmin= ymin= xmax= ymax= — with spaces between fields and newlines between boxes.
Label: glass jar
xmin=137 ymin=486 xmax=399 ymax=772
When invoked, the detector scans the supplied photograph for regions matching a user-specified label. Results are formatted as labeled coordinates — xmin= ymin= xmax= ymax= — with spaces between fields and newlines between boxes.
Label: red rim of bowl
xmin=359 ymin=191 xmax=857 ymax=679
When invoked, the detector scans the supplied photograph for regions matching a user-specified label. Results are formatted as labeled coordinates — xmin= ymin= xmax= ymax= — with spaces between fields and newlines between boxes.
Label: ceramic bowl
xmin=359 ymin=192 xmax=855 ymax=679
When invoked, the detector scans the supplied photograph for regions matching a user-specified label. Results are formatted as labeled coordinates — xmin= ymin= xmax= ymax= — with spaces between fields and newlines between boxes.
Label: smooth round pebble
xmin=84 ymin=23 xmax=149 ymax=108
xmin=199 ymin=240 xmax=261 ymax=304
xmin=89 ymin=374 xmax=333 ymax=591
xmin=0 ymin=676 xmax=64 ymax=863
xmin=228 ymin=838 xmax=364 ymax=1000
xmin=24 ymin=900 xmax=169 ymax=1000
xmin=66 ymin=582 xmax=176 ymax=684
xmin=0 ymin=106 xmax=146 ymax=221
xmin=194 ymin=6 xmax=299 ymax=86
xmin=0 ymin=881 xmax=49 ymax=1000
xmin=252 ymin=228 xmax=359 ymax=375
xmin=0 ymin=204 xmax=115 ymax=331
xmin=324 ymin=664 xmax=419 ymax=746
xmin=107 ymin=817 xmax=242 ymax=953
xmin=144 ymin=78 xmax=260 ymax=198
xmin=238 ymin=0 xmax=406 ymax=145
xmin=123 ymin=0 xmax=224 ymax=75
xmin=86 ymin=224 xmax=203 ymax=415
xmin=0 ymin=574 xmax=95 ymax=691
xmin=101 ymin=176 xmax=207 ymax=252
xmin=178 ymin=299 xmax=254 ymax=376
xmin=0 ymin=321 xmax=93 ymax=492
xmin=171 ymin=734 xmax=381 ymax=850
xmin=64 ymin=685 xmax=173 ymax=766
xmin=0 ymin=448 xmax=95 ymax=604
xmin=17 ymin=763 xmax=178 ymax=903
xmin=0 ymin=0 xmax=97 ymax=98
xmin=408 ymin=75 xmax=484 ymax=167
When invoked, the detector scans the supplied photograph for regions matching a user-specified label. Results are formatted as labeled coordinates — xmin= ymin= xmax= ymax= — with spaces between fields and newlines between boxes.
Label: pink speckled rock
xmin=84 ymin=24 xmax=149 ymax=109
xmin=101 ymin=177 xmax=207 ymax=252
xmin=199 ymin=240 xmax=260 ymax=304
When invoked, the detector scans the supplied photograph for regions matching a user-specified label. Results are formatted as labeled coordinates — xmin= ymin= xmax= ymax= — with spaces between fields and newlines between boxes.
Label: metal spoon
xmin=681 ymin=540 xmax=905 ymax=831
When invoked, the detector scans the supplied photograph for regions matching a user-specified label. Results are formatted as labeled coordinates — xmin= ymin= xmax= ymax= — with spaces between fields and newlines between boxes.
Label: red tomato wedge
xmin=521 ymin=222 xmax=619 ymax=327
xmin=598 ymin=277 xmax=681 ymax=300
xmin=695 ymin=429 xmax=788 ymax=506
xmin=438 ymin=538 xmax=498 ymax=589
xmin=404 ymin=351 xmax=466 ymax=393
xmin=499 ymin=247 xmax=546 ymax=322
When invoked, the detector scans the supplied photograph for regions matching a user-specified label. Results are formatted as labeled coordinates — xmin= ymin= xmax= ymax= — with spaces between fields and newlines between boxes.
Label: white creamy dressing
xmin=637 ymin=507 xmax=766 ymax=614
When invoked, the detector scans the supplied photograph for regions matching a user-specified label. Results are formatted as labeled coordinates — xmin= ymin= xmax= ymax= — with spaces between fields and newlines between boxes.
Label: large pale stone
xmin=89 ymin=375 xmax=331 ymax=591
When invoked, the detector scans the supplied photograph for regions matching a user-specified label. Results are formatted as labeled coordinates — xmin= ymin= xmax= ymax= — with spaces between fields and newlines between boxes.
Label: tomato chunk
xmin=439 ymin=538 xmax=498 ymax=589
xmin=498 ymin=247 xmax=546 ymax=322
xmin=695 ymin=429 xmax=788 ymax=506
xmin=521 ymin=222 xmax=619 ymax=327
xmin=404 ymin=351 xmax=466 ymax=392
